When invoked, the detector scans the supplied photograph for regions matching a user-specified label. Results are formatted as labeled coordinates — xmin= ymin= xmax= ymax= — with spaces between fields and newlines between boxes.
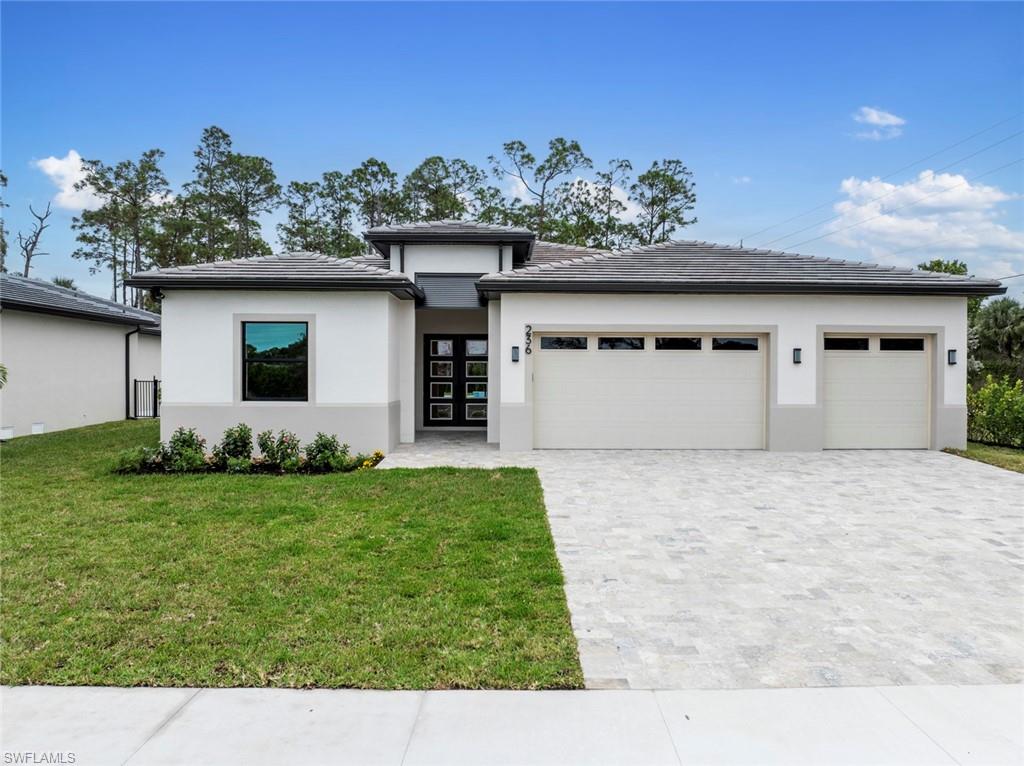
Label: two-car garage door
xmin=533 ymin=333 xmax=766 ymax=449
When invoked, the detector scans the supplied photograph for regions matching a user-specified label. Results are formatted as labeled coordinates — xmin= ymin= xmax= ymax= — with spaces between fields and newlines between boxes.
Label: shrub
xmin=968 ymin=375 xmax=1024 ymax=448
xmin=256 ymin=429 xmax=301 ymax=471
xmin=213 ymin=423 xmax=253 ymax=467
xmin=163 ymin=427 xmax=207 ymax=473
xmin=112 ymin=446 xmax=162 ymax=474
xmin=225 ymin=456 xmax=253 ymax=474
xmin=304 ymin=432 xmax=349 ymax=473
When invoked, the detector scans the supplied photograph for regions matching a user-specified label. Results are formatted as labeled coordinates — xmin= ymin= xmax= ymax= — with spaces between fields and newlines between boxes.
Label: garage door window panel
xmin=824 ymin=337 xmax=870 ymax=351
xmin=598 ymin=337 xmax=645 ymax=350
xmin=712 ymin=337 xmax=759 ymax=351
xmin=540 ymin=336 xmax=588 ymax=350
xmin=880 ymin=338 xmax=925 ymax=351
xmin=655 ymin=337 xmax=702 ymax=351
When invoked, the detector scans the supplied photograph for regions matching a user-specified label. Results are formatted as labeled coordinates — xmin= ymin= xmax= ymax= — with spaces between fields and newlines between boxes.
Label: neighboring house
xmin=0 ymin=274 xmax=161 ymax=439
xmin=126 ymin=221 xmax=1004 ymax=453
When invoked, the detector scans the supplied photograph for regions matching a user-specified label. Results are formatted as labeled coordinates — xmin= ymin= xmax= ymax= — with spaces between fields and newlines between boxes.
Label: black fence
xmin=133 ymin=378 xmax=161 ymax=418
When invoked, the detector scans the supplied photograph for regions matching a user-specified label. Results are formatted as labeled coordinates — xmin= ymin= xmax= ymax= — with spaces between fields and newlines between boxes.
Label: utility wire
xmin=780 ymin=157 xmax=1024 ymax=251
xmin=734 ymin=111 xmax=1024 ymax=245
xmin=759 ymin=129 xmax=1024 ymax=249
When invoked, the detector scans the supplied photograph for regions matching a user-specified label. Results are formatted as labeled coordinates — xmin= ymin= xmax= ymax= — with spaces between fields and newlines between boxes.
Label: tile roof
xmin=364 ymin=220 xmax=535 ymax=238
xmin=530 ymin=241 xmax=612 ymax=264
xmin=0 ymin=273 xmax=161 ymax=326
xmin=477 ymin=240 xmax=1006 ymax=297
xmin=125 ymin=252 xmax=422 ymax=299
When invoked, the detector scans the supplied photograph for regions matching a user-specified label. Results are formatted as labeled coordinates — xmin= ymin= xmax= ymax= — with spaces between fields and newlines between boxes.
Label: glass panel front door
xmin=424 ymin=334 xmax=488 ymax=427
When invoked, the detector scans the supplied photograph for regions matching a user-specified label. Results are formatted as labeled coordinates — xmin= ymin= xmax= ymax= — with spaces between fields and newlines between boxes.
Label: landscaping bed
xmin=0 ymin=421 xmax=582 ymax=689
xmin=945 ymin=442 xmax=1024 ymax=474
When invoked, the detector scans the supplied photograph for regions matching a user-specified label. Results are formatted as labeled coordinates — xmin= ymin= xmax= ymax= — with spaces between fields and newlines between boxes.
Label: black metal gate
xmin=133 ymin=378 xmax=160 ymax=418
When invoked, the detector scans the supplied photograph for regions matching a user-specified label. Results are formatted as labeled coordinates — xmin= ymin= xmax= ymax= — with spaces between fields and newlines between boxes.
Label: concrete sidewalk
xmin=2 ymin=684 xmax=1021 ymax=766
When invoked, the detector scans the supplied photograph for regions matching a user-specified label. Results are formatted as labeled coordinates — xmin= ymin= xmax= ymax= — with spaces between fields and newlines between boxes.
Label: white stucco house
xmin=126 ymin=221 xmax=1004 ymax=454
xmin=0 ymin=273 xmax=162 ymax=439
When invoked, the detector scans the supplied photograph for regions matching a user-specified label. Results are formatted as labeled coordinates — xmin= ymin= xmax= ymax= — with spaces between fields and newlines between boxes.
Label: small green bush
xmin=256 ymin=429 xmax=301 ymax=471
xmin=225 ymin=456 xmax=253 ymax=474
xmin=112 ymin=446 xmax=162 ymax=474
xmin=213 ymin=423 xmax=253 ymax=467
xmin=304 ymin=432 xmax=349 ymax=473
xmin=968 ymin=375 xmax=1024 ymax=448
xmin=163 ymin=427 xmax=207 ymax=473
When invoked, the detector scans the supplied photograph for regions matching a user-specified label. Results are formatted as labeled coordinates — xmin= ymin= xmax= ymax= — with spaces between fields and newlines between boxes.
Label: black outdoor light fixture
xmin=512 ymin=346 xmax=520 ymax=363
xmin=948 ymin=349 xmax=957 ymax=365
xmin=793 ymin=348 xmax=802 ymax=364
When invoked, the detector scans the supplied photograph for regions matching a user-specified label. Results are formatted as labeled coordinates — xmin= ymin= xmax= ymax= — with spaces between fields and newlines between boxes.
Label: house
xmin=0 ymin=273 xmax=161 ymax=439
xmin=126 ymin=221 xmax=1004 ymax=453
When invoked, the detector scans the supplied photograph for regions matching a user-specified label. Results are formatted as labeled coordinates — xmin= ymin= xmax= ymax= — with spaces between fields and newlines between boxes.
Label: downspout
xmin=125 ymin=325 xmax=140 ymax=419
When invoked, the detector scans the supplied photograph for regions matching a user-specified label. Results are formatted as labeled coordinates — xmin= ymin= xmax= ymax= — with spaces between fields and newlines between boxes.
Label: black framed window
xmin=880 ymin=338 xmax=925 ymax=351
xmin=242 ymin=322 xmax=308 ymax=401
xmin=598 ymin=337 xmax=645 ymax=350
xmin=712 ymin=337 xmax=759 ymax=351
xmin=655 ymin=337 xmax=702 ymax=351
xmin=824 ymin=337 xmax=869 ymax=351
xmin=540 ymin=336 xmax=588 ymax=350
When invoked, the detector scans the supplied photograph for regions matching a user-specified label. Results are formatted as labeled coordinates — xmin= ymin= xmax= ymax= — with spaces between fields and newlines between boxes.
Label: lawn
xmin=944 ymin=442 xmax=1024 ymax=474
xmin=0 ymin=421 xmax=582 ymax=689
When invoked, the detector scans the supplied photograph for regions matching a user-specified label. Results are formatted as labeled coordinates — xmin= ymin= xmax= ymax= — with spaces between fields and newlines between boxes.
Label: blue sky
xmin=3 ymin=1 xmax=1022 ymax=298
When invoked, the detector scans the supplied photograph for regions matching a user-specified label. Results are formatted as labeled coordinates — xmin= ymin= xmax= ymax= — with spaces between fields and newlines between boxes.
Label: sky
xmin=2 ymin=1 xmax=1023 ymax=299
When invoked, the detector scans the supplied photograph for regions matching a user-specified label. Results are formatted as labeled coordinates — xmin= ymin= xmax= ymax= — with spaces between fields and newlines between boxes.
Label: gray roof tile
xmin=0 ymin=273 xmax=160 ymax=326
xmin=530 ymin=241 xmax=612 ymax=263
xmin=365 ymin=220 xmax=534 ymax=238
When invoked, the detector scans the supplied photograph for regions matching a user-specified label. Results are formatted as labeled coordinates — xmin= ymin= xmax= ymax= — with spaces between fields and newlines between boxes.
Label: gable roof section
xmin=126 ymin=252 xmax=423 ymax=299
xmin=0 ymin=273 xmax=161 ymax=327
xmin=478 ymin=240 xmax=1006 ymax=298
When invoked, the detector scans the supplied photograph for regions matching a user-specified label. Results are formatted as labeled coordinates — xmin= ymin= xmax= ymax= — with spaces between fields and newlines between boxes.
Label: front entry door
xmin=424 ymin=334 xmax=488 ymax=427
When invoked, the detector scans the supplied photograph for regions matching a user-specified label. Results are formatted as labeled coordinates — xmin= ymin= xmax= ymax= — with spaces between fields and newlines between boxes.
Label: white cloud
xmin=852 ymin=106 xmax=906 ymax=141
xmin=826 ymin=169 xmax=1024 ymax=279
xmin=33 ymin=150 xmax=103 ymax=210
xmin=732 ymin=176 xmax=752 ymax=185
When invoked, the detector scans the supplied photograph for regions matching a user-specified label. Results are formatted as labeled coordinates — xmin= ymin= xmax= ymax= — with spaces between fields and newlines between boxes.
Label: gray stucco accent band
xmin=161 ymin=402 xmax=399 ymax=455
xmin=499 ymin=403 xmax=533 ymax=452
xmin=933 ymin=405 xmax=968 ymax=451
xmin=767 ymin=405 xmax=824 ymax=451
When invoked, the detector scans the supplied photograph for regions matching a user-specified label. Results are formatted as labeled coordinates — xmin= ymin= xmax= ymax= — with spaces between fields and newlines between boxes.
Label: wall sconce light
xmin=511 ymin=346 xmax=520 ymax=363
xmin=948 ymin=349 xmax=957 ymax=365
xmin=793 ymin=348 xmax=802 ymax=364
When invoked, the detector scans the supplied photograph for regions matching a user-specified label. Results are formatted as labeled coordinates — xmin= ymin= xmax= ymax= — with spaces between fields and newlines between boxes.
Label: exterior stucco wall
xmin=400 ymin=244 xmax=502 ymax=282
xmin=159 ymin=290 xmax=399 ymax=453
xmin=496 ymin=292 xmax=968 ymax=451
xmin=0 ymin=309 xmax=160 ymax=437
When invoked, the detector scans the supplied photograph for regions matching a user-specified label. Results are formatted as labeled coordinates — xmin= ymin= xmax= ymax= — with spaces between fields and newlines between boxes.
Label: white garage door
xmin=824 ymin=335 xmax=930 ymax=449
xmin=533 ymin=333 xmax=765 ymax=449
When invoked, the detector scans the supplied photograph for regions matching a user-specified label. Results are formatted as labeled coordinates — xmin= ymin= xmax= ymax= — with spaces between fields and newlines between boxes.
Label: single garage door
xmin=823 ymin=335 xmax=930 ymax=449
xmin=533 ymin=333 xmax=765 ymax=449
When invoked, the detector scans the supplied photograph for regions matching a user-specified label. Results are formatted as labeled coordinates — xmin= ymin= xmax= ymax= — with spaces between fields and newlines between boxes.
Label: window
xmin=430 ymin=361 xmax=453 ymax=378
xmin=824 ymin=337 xmax=869 ymax=351
xmin=466 ymin=403 xmax=487 ymax=420
xmin=430 ymin=339 xmax=454 ymax=357
xmin=466 ymin=382 xmax=488 ymax=400
xmin=242 ymin=322 xmax=308 ymax=401
xmin=466 ymin=361 xmax=488 ymax=378
xmin=430 ymin=382 xmax=453 ymax=399
xmin=540 ymin=336 xmax=587 ymax=350
xmin=430 ymin=403 xmax=453 ymax=420
xmin=655 ymin=337 xmax=701 ymax=351
xmin=712 ymin=337 xmax=759 ymax=351
xmin=598 ymin=337 xmax=645 ymax=350
xmin=466 ymin=339 xmax=488 ymax=356
xmin=880 ymin=338 xmax=925 ymax=351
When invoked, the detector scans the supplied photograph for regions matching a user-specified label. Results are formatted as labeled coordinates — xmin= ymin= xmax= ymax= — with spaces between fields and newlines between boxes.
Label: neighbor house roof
xmin=476 ymin=240 xmax=1006 ymax=298
xmin=0 ymin=273 xmax=161 ymax=327
xmin=125 ymin=252 xmax=423 ymax=300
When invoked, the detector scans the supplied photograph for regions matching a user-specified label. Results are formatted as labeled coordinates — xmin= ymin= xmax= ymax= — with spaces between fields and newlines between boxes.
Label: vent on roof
xmin=415 ymin=273 xmax=484 ymax=309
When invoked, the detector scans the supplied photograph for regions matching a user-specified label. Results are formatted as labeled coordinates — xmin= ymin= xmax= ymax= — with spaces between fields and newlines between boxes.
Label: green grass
xmin=0 ymin=421 xmax=582 ymax=689
xmin=944 ymin=441 xmax=1024 ymax=474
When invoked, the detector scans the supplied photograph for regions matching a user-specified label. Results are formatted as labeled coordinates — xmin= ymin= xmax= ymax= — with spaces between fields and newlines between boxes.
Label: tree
xmin=346 ymin=158 xmax=405 ymax=230
xmin=219 ymin=152 xmax=280 ymax=259
xmin=549 ymin=159 xmax=634 ymax=249
xmin=489 ymin=138 xmax=591 ymax=240
xmin=319 ymin=171 xmax=364 ymax=257
xmin=629 ymin=159 xmax=697 ymax=245
xmin=278 ymin=180 xmax=328 ymax=253
xmin=147 ymin=196 xmax=201 ymax=269
xmin=72 ymin=149 xmax=169 ymax=304
xmin=183 ymin=126 xmax=235 ymax=263
xmin=974 ymin=297 xmax=1024 ymax=380
xmin=52 ymin=276 xmax=77 ymax=290
xmin=403 ymin=156 xmax=486 ymax=221
xmin=917 ymin=258 xmax=982 ymax=324
xmin=17 ymin=202 xmax=52 ymax=277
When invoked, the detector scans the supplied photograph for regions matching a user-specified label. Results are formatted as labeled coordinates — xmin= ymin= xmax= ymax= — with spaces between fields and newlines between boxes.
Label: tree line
xmin=0 ymin=127 xmax=698 ymax=307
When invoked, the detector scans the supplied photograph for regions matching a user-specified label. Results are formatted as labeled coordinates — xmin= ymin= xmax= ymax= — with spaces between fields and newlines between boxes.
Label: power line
xmin=759 ymin=129 xmax=1024 ymax=249
xmin=996 ymin=272 xmax=1024 ymax=281
xmin=780 ymin=157 xmax=1024 ymax=251
xmin=734 ymin=111 xmax=1024 ymax=245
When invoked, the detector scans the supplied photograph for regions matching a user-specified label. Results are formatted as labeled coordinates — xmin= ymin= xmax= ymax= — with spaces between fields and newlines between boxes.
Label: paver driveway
xmin=382 ymin=435 xmax=1024 ymax=690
